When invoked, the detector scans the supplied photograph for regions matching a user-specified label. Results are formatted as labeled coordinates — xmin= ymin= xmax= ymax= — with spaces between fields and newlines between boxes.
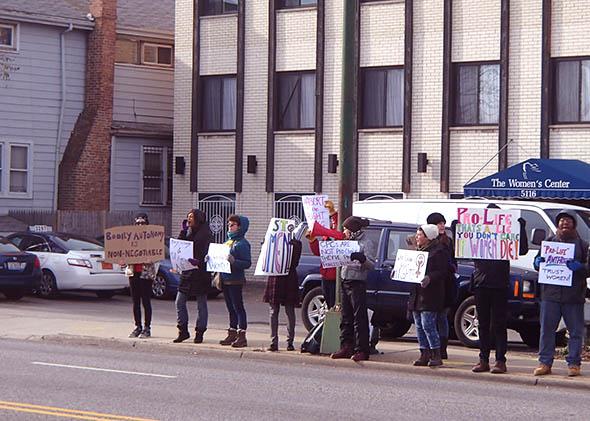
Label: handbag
xmin=213 ymin=272 xmax=222 ymax=290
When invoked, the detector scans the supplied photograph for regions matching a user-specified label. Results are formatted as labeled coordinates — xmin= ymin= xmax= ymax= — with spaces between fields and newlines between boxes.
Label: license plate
xmin=101 ymin=262 xmax=113 ymax=270
xmin=7 ymin=262 xmax=26 ymax=271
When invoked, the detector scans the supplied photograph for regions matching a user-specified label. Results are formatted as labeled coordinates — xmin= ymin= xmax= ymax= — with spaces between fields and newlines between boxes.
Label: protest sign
xmin=255 ymin=218 xmax=297 ymax=276
xmin=538 ymin=241 xmax=575 ymax=287
xmin=169 ymin=238 xmax=195 ymax=273
xmin=391 ymin=250 xmax=429 ymax=284
xmin=302 ymin=194 xmax=331 ymax=230
xmin=318 ymin=240 xmax=360 ymax=269
xmin=207 ymin=243 xmax=232 ymax=274
xmin=104 ymin=225 xmax=165 ymax=264
xmin=454 ymin=207 xmax=521 ymax=260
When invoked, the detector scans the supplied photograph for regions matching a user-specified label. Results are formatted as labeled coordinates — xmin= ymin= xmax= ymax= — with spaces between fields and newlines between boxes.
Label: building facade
xmin=173 ymin=0 xmax=590 ymax=250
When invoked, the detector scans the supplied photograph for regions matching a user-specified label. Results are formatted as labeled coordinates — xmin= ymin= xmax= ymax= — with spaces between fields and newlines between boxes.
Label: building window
xmin=0 ymin=23 xmax=16 ymax=50
xmin=141 ymin=146 xmax=171 ymax=206
xmin=452 ymin=62 xmax=500 ymax=125
xmin=553 ymin=58 xmax=590 ymax=123
xmin=200 ymin=75 xmax=237 ymax=132
xmin=277 ymin=71 xmax=316 ymax=130
xmin=277 ymin=0 xmax=317 ymax=8
xmin=115 ymin=39 xmax=139 ymax=64
xmin=141 ymin=43 xmax=173 ymax=67
xmin=361 ymin=67 xmax=404 ymax=128
xmin=9 ymin=144 xmax=29 ymax=194
xmin=201 ymin=0 xmax=238 ymax=16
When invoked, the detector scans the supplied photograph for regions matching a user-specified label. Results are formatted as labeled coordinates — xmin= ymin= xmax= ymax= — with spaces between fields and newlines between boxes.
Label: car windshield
xmin=544 ymin=209 xmax=590 ymax=240
xmin=0 ymin=241 xmax=20 ymax=253
xmin=51 ymin=234 xmax=104 ymax=251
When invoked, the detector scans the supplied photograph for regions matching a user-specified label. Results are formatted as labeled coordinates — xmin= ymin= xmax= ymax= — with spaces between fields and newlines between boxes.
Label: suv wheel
xmin=453 ymin=295 xmax=479 ymax=348
xmin=301 ymin=286 xmax=327 ymax=331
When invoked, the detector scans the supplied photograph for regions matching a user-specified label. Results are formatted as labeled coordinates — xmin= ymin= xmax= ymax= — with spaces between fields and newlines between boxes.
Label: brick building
xmin=173 ymin=0 xmax=590 ymax=250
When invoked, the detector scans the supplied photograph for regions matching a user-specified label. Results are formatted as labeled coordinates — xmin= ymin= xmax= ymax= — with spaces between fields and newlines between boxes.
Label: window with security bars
xmin=142 ymin=146 xmax=166 ymax=205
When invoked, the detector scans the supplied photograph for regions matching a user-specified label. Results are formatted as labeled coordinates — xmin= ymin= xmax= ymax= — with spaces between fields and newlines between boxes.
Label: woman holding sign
xmin=533 ymin=211 xmax=588 ymax=378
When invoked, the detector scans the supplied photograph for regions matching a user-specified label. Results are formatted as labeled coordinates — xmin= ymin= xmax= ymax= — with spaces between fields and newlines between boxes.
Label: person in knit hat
xmin=407 ymin=224 xmax=451 ymax=367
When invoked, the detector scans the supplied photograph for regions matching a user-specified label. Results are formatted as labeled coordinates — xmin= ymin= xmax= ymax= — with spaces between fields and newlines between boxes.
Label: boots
xmin=440 ymin=337 xmax=448 ymax=360
xmin=428 ymin=348 xmax=443 ymax=367
xmin=472 ymin=359 xmax=490 ymax=373
xmin=194 ymin=328 xmax=206 ymax=344
xmin=331 ymin=344 xmax=354 ymax=359
xmin=413 ymin=348 xmax=431 ymax=366
xmin=220 ymin=328 xmax=238 ymax=346
xmin=172 ymin=324 xmax=190 ymax=343
xmin=231 ymin=330 xmax=248 ymax=348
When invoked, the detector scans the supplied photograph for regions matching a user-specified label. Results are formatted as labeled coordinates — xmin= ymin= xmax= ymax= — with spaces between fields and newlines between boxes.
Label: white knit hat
xmin=420 ymin=224 xmax=439 ymax=241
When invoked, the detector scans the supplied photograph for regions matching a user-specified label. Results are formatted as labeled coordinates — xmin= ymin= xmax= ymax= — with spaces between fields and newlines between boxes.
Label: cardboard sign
xmin=255 ymin=218 xmax=297 ymax=276
xmin=169 ymin=238 xmax=195 ymax=273
xmin=454 ymin=207 xmax=521 ymax=260
xmin=318 ymin=240 xmax=360 ymax=269
xmin=207 ymin=243 xmax=232 ymax=274
xmin=103 ymin=225 xmax=165 ymax=264
xmin=391 ymin=249 xmax=429 ymax=284
xmin=302 ymin=194 xmax=331 ymax=231
xmin=538 ymin=241 xmax=575 ymax=287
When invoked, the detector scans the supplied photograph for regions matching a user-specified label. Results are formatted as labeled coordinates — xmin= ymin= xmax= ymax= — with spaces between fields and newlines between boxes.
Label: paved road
xmin=0 ymin=338 xmax=587 ymax=421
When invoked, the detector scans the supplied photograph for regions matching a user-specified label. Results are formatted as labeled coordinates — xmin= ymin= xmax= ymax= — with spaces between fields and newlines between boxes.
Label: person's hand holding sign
xmin=420 ymin=275 xmax=431 ymax=288
xmin=188 ymin=258 xmax=199 ymax=268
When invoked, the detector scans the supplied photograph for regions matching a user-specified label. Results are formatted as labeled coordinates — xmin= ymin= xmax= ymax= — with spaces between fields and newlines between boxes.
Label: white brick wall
xmin=200 ymin=15 xmax=238 ymax=75
xmin=550 ymin=129 xmax=590 ymax=160
xmin=452 ymin=0 xmax=501 ymax=62
xmin=552 ymin=0 xmax=590 ymax=57
xmin=449 ymin=129 xmax=499 ymax=192
xmin=276 ymin=9 xmax=317 ymax=72
xmin=274 ymin=134 xmax=315 ymax=192
xmin=360 ymin=1 xmax=405 ymax=67
xmin=358 ymin=131 xmax=404 ymax=192
xmin=197 ymin=135 xmax=236 ymax=192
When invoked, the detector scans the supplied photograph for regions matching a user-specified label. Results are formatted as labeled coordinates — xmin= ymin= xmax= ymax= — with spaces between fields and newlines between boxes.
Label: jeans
xmin=413 ymin=311 xmax=440 ymax=350
xmin=322 ymin=278 xmax=336 ymax=310
xmin=223 ymin=284 xmax=247 ymax=330
xmin=539 ymin=301 xmax=585 ymax=367
xmin=437 ymin=309 xmax=449 ymax=339
xmin=175 ymin=291 xmax=208 ymax=332
xmin=129 ymin=275 xmax=152 ymax=328
xmin=474 ymin=287 xmax=508 ymax=363
xmin=340 ymin=279 xmax=370 ymax=354
xmin=269 ymin=304 xmax=295 ymax=346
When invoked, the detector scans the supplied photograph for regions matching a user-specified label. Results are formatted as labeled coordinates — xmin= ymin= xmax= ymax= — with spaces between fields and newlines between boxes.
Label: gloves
xmin=518 ymin=217 xmax=526 ymax=228
xmin=566 ymin=259 xmax=583 ymax=272
xmin=203 ymin=255 xmax=210 ymax=263
xmin=181 ymin=219 xmax=188 ymax=231
xmin=533 ymin=256 xmax=545 ymax=270
xmin=350 ymin=252 xmax=367 ymax=264
xmin=227 ymin=254 xmax=235 ymax=264
xmin=188 ymin=258 xmax=199 ymax=267
xmin=420 ymin=276 xmax=431 ymax=288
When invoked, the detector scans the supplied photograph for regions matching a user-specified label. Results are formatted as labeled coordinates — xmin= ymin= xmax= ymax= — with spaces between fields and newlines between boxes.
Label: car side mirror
xmin=531 ymin=228 xmax=546 ymax=246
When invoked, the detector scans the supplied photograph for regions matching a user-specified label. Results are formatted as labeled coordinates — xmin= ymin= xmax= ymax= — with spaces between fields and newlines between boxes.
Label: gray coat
xmin=341 ymin=231 xmax=376 ymax=282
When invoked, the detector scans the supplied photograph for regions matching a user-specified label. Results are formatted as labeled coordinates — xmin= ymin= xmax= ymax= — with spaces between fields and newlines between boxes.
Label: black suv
xmin=297 ymin=220 xmax=541 ymax=348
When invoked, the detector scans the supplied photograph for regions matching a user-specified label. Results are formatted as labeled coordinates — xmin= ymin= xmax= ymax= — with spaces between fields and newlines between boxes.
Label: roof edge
xmin=0 ymin=11 xmax=94 ymax=30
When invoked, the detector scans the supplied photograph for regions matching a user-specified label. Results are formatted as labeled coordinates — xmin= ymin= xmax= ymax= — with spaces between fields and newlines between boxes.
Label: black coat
xmin=263 ymin=240 xmax=302 ymax=306
xmin=408 ymin=240 xmax=450 ymax=312
xmin=178 ymin=223 xmax=212 ymax=296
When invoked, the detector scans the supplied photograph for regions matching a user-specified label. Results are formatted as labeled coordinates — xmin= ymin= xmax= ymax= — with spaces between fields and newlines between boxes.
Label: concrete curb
xmin=16 ymin=333 xmax=590 ymax=392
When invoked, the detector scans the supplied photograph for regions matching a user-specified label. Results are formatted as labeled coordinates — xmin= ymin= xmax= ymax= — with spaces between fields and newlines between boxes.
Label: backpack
xmin=300 ymin=319 xmax=324 ymax=354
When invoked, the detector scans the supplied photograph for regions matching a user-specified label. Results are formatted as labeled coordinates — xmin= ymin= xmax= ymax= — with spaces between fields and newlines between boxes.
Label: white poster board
xmin=391 ymin=250 xmax=429 ymax=284
xmin=206 ymin=243 xmax=232 ymax=274
xmin=169 ymin=238 xmax=195 ymax=273
xmin=454 ymin=207 xmax=521 ymax=260
xmin=302 ymin=194 xmax=331 ymax=231
xmin=319 ymin=240 xmax=360 ymax=269
xmin=538 ymin=241 xmax=575 ymax=287
xmin=255 ymin=218 xmax=297 ymax=276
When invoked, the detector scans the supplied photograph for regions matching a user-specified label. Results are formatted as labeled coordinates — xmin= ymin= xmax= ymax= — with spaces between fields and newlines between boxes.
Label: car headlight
xmin=523 ymin=280 xmax=532 ymax=293
xmin=67 ymin=258 xmax=92 ymax=268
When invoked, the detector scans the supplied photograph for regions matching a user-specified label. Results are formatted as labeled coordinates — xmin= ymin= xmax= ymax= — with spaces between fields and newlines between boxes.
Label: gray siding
xmin=113 ymin=65 xmax=174 ymax=125
xmin=0 ymin=22 xmax=86 ymax=212
xmin=110 ymin=136 xmax=172 ymax=211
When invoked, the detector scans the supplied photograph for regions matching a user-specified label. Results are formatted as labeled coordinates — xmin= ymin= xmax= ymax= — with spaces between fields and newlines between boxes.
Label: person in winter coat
xmin=471 ymin=204 xmax=528 ymax=374
xmin=533 ymin=211 xmax=588 ymax=377
xmin=408 ymin=224 xmax=451 ymax=367
xmin=173 ymin=209 xmax=212 ymax=344
xmin=426 ymin=212 xmax=458 ymax=360
xmin=125 ymin=213 xmax=158 ymax=339
xmin=331 ymin=216 xmax=376 ymax=362
xmin=263 ymin=238 xmax=302 ymax=351
xmin=218 ymin=215 xmax=252 ymax=348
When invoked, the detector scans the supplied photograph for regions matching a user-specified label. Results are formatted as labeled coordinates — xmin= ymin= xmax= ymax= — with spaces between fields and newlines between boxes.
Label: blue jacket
xmin=221 ymin=215 xmax=252 ymax=285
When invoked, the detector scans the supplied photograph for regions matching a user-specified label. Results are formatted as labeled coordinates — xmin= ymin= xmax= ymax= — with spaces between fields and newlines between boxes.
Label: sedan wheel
xmin=454 ymin=295 xmax=479 ymax=348
xmin=301 ymin=286 xmax=327 ymax=331
xmin=38 ymin=271 xmax=58 ymax=298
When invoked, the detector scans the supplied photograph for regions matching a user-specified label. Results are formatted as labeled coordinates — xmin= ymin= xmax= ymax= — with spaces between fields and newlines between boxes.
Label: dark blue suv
xmin=298 ymin=220 xmax=541 ymax=348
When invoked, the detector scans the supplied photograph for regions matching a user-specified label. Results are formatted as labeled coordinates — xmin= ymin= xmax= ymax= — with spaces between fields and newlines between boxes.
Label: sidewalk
xmin=2 ymin=310 xmax=589 ymax=391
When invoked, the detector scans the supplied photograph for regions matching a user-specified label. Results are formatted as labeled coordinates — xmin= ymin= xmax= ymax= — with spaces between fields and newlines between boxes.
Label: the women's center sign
xmin=454 ymin=207 xmax=521 ymax=260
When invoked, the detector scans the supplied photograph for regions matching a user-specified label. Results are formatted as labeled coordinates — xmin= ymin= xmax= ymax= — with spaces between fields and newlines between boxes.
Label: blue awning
xmin=463 ymin=159 xmax=590 ymax=199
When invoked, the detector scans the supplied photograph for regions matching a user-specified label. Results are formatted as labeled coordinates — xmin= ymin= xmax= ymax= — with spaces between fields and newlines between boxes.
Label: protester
xmin=263 ymin=238 xmax=302 ymax=351
xmin=408 ymin=224 xmax=450 ymax=367
xmin=173 ymin=209 xmax=212 ymax=344
xmin=533 ymin=211 xmax=588 ymax=377
xmin=471 ymin=204 xmax=528 ymax=374
xmin=331 ymin=216 xmax=375 ymax=362
xmin=218 ymin=215 xmax=252 ymax=348
xmin=426 ymin=212 xmax=458 ymax=360
xmin=125 ymin=213 xmax=157 ymax=339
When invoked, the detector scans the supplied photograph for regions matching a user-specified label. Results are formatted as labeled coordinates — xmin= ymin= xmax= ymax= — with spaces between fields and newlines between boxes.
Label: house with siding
xmin=0 ymin=0 xmax=174 ymax=231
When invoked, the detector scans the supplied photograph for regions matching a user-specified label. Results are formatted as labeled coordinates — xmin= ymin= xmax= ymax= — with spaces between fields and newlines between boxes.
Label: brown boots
xmin=472 ymin=360 xmax=491 ymax=372
xmin=413 ymin=349 xmax=431 ymax=366
xmin=331 ymin=344 xmax=354 ymax=359
xmin=231 ymin=330 xmax=248 ymax=348
xmin=428 ymin=348 xmax=443 ymax=367
xmin=220 ymin=328 xmax=238 ymax=345
xmin=172 ymin=324 xmax=190 ymax=343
